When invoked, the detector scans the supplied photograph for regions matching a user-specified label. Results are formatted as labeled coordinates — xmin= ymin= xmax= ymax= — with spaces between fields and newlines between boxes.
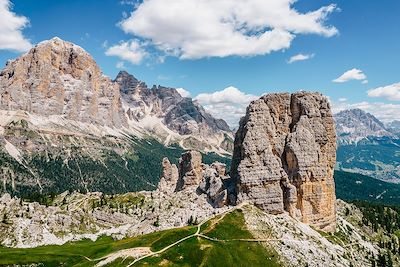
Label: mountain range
xmin=0 ymin=37 xmax=232 ymax=197
xmin=334 ymin=108 xmax=400 ymax=182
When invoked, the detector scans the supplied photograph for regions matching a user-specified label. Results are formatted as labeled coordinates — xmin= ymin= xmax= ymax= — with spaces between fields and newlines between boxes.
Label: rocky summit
xmin=231 ymin=92 xmax=337 ymax=232
xmin=335 ymin=108 xmax=396 ymax=144
xmin=0 ymin=37 xmax=126 ymax=128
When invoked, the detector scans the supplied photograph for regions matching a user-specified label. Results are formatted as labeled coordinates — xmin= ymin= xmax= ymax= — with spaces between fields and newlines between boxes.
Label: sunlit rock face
xmin=231 ymin=92 xmax=337 ymax=232
xmin=0 ymin=37 xmax=126 ymax=128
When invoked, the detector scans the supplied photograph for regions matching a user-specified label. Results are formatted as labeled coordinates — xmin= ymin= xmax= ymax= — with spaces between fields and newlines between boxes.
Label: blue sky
xmin=1 ymin=0 xmax=399 ymax=126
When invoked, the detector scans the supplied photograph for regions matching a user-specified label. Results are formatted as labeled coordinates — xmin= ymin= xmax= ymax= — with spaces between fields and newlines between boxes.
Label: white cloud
xmin=0 ymin=0 xmax=32 ymax=52
xmin=338 ymin=98 xmax=347 ymax=102
xmin=176 ymin=88 xmax=191 ymax=98
xmin=116 ymin=61 xmax=125 ymax=69
xmin=195 ymin=86 xmax=259 ymax=127
xmin=367 ymin=82 xmax=400 ymax=101
xmin=332 ymin=68 xmax=367 ymax=83
xmin=105 ymin=39 xmax=147 ymax=64
xmin=119 ymin=0 xmax=338 ymax=59
xmin=287 ymin=53 xmax=315 ymax=64
xmin=362 ymin=80 xmax=368 ymax=84
xmin=332 ymin=100 xmax=400 ymax=122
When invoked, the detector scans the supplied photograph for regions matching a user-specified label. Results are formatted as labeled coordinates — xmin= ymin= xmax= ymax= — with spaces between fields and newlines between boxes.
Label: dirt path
xmin=95 ymin=203 xmax=250 ymax=266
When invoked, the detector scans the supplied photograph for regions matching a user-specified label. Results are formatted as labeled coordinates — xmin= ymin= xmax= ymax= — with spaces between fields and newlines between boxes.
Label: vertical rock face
xmin=0 ymin=37 xmax=126 ymax=127
xmin=157 ymin=158 xmax=179 ymax=193
xmin=176 ymin=151 xmax=204 ymax=190
xmin=231 ymin=92 xmax=337 ymax=232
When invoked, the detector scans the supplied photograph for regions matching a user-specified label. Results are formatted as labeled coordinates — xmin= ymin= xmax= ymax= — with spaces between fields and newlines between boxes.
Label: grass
xmin=205 ymin=208 xmax=253 ymax=240
xmin=0 ymin=209 xmax=281 ymax=267
xmin=0 ymin=226 xmax=197 ymax=267
xmin=128 ymin=209 xmax=280 ymax=267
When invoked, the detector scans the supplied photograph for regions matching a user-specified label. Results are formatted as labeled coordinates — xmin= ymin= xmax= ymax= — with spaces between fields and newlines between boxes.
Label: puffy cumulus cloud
xmin=332 ymin=68 xmax=367 ymax=83
xmin=105 ymin=39 xmax=147 ymax=64
xmin=332 ymin=100 xmax=400 ymax=122
xmin=367 ymin=82 xmax=400 ymax=101
xmin=0 ymin=0 xmax=32 ymax=52
xmin=287 ymin=53 xmax=315 ymax=64
xmin=176 ymin=88 xmax=191 ymax=98
xmin=120 ymin=0 xmax=338 ymax=59
xmin=194 ymin=86 xmax=259 ymax=128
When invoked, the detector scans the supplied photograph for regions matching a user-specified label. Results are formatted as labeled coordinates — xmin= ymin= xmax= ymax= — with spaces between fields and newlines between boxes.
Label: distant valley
xmin=335 ymin=108 xmax=400 ymax=183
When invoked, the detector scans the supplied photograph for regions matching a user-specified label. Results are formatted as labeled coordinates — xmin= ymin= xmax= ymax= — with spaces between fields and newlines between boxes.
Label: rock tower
xmin=231 ymin=92 xmax=337 ymax=231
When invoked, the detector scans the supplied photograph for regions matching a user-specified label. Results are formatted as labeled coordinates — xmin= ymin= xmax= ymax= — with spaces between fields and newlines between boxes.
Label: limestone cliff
xmin=231 ymin=92 xmax=337 ymax=231
xmin=0 ymin=37 xmax=126 ymax=128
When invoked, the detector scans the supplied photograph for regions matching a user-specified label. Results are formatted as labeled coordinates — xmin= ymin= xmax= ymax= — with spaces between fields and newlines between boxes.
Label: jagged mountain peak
xmin=336 ymin=108 xmax=385 ymax=127
xmin=335 ymin=108 xmax=396 ymax=144
xmin=116 ymin=70 xmax=231 ymax=138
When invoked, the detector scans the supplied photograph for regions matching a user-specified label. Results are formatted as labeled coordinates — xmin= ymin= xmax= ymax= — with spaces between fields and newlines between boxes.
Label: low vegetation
xmin=0 ymin=209 xmax=280 ymax=267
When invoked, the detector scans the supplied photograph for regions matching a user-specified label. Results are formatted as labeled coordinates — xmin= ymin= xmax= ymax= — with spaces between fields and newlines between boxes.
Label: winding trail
xmin=125 ymin=204 xmax=239 ymax=267
xmin=93 ymin=203 xmax=247 ymax=266
xmin=94 ymin=202 xmax=299 ymax=267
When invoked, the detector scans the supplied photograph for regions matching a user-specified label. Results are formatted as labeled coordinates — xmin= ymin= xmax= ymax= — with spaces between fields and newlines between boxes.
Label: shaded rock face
xmin=231 ymin=92 xmax=337 ymax=232
xmin=0 ymin=37 xmax=126 ymax=128
xmin=157 ymin=158 xmax=179 ymax=193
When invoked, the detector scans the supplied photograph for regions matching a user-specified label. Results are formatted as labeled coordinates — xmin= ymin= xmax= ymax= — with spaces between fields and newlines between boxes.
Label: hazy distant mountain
xmin=387 ymin=120 xmax=400 ymax=136
xmin=335 ymin=109 xmax=396 ymax=144
xmin=334 ymin=109 xmax=400 ymax=183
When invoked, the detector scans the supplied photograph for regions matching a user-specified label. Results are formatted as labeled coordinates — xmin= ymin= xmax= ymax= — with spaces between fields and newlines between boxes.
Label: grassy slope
xmin=0 ymin=210 xmax=280 ymax=267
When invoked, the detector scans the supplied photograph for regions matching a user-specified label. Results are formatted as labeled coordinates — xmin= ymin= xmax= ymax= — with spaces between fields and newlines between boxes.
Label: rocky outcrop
xmin=157 ymin=158 xmax=179 ymax=193
xmin=0 ymin=37 xmax=126 ymax=128
xmin=176 ymin=151 xmax=204 ymax=191
xmin=198 ymin=167 xmax=229 ymax=208
xmin=231 ymin=92 xmax=337 ymax=232
xmin=158 ymin=151 xmax=230 ymax=208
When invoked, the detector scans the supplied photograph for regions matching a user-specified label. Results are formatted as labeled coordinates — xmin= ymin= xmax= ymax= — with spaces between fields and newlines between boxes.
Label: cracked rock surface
xmin=231 ymin=92 xmax=337 ymax=231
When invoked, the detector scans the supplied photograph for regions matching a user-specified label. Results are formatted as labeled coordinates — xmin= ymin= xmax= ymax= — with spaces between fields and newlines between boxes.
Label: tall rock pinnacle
xmin=231 ymin=92 xmax=337 ymax=232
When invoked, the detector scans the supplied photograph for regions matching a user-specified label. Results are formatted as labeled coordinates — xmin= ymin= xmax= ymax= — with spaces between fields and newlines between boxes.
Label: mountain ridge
xmin=0 ymin=37 xmax=233 ymax=153
xmin=334 ymin=108 xmax=397 ymax=144
xmin=335 ymin=108 xmax=400 ymax=182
